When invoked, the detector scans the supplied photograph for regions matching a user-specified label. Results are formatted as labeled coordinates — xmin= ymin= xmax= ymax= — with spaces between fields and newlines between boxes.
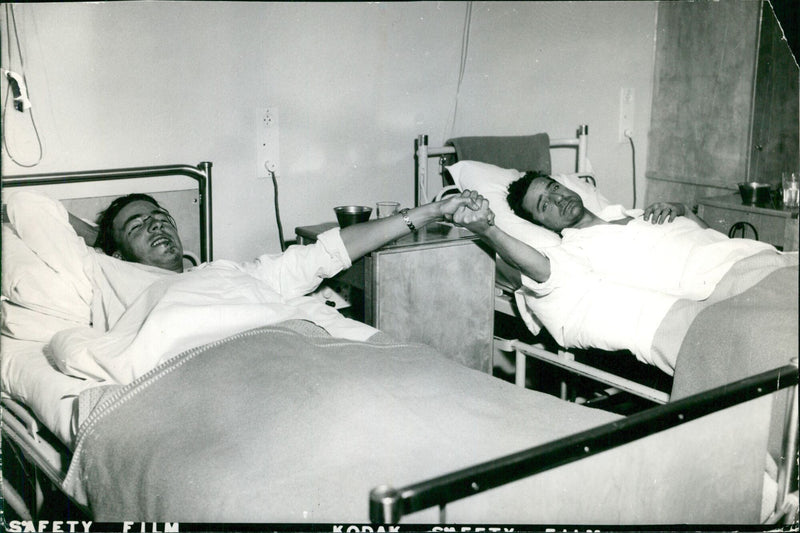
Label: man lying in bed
xmin=4 ymin=189 xmax=487 ymax=385
xmin=467 ymin=170 xmax=794 ymax=298
xmin=91 ymin=192 xmax=488 ymax=274
xmin=452 ymin=171 xmax=797 ymax=376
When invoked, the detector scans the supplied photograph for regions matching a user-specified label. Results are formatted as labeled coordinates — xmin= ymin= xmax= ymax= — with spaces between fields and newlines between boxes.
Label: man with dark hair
xmin=94 ymin=191 xmax=485 ymax=275
xmin=94 ymin=193 xmax=184 ymax=273
xmin=454 ymin=172 xmax=783 ymax=298
xmin=506 ymin=171 xmax=705 ymax=234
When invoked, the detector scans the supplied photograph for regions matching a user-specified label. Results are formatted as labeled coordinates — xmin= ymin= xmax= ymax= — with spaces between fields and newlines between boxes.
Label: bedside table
xmin=295 ymin=221 xmax=496 ymax=373
xmin=696 ymin=193 xmax=799 ymax=252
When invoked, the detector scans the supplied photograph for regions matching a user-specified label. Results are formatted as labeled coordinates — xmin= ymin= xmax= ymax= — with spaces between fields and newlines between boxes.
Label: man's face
xmin=111 ymin=200 xmax=184 ymax=272
xmin=521 ymin=176 xmax=585 ymax=232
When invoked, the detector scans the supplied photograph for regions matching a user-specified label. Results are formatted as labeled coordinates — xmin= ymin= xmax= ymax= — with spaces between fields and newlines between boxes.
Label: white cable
xmin=2 ymin=3 xmax=43 ymax=168
xmin=442 ymin=1 xmax=473 ymax=145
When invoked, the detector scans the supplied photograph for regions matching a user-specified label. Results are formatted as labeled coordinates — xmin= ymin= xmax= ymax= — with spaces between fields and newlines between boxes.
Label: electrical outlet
xmin=618 ymin=87 xmax=634 ymax=143
xmin=256 ymin=107 xmax=280 ymax=178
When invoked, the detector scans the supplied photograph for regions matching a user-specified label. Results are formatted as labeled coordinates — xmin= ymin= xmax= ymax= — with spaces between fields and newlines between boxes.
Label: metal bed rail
xmin=508 ymin=338 xmax=670 ymax=404
xmin=369 ymin=361 xmax=799 ymax=524
xmin=1 ymin=395 xmax=88 ymax=519
xmin=1 ymin=162 xmax=213 ymax=262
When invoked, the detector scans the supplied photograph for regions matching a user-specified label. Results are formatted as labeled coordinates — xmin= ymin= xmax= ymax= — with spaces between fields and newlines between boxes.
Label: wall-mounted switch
xmin=618 ymin=87 xmax=634 ymax=143
xmin=256 ymin=107 xmax=280 ymax=178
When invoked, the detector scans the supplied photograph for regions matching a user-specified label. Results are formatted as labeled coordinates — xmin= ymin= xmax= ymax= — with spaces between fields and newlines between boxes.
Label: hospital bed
xmin=415 ymin=126 xmax=673 ymax=404
xmin=1 ymin=162 xmax=798 ymax=526
xmin=415 ymin=127 xmax=798 ymax=410
xmin=1 ymin=162 xmax=212 ymax=520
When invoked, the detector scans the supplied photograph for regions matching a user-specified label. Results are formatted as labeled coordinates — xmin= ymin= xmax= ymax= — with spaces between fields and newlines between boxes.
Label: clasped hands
xmin=439 ymin=190 xmax=495 ymax=234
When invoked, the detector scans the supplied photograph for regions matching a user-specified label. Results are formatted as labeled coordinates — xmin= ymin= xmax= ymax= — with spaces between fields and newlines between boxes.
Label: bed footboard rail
xmin=1 ymin=162 xmax=213 ymax=262
xmin=369 ymin=361 xmax=799 ymax=524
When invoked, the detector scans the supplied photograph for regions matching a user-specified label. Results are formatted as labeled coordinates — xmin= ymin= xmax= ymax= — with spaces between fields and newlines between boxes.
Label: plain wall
xmin=1 ymin=1 xmax=657 ymax=261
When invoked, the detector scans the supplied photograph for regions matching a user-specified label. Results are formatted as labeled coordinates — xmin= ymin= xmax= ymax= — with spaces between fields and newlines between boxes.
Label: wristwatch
xmin=398 ymin=208 xmax=417 ymax=232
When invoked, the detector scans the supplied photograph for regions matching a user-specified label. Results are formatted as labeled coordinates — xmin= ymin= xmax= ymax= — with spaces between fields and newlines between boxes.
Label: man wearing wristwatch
xmin=8 ymin=188 xmax=494 ymax=384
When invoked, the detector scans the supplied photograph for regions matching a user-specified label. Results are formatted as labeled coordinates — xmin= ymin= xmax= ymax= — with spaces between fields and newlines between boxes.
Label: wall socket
xmin=256 ymin=107 xmax=280 ymax=178
xmin=618 ymin=87 xmax=634 ymax=143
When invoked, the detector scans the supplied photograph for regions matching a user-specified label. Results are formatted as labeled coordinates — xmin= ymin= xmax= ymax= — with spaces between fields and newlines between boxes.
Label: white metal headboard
xmin=414 ymin=125 xmax=589 ymax=206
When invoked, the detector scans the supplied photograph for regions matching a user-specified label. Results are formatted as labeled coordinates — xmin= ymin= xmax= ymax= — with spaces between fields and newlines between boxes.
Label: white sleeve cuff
xmin=315 ymin=227 xmax=352 ymax=271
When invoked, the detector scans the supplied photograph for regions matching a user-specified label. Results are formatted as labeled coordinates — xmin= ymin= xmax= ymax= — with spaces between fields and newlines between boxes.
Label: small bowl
xmin=334 ymin=205 xmax=372 ymax=228
xmin=738 ymin=182 xmax=772 ymax=206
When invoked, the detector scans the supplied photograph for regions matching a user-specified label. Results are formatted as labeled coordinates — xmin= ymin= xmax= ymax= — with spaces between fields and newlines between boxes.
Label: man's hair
xmin=94 ymin=193 xmax=162 ymax=255
xmin=507 ymin=170 xmax=549 ymax=225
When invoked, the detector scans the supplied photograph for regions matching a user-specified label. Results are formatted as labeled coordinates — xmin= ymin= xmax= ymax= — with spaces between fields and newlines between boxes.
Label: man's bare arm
xmin=452 ymin=200 xmax=551 ymax=283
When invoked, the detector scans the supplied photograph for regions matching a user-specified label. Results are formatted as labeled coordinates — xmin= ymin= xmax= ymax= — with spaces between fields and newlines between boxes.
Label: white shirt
xmin=50 ymin=228 xmax=379 ymax=385
xmin=529 ymin=208 xmax=776 ymax=300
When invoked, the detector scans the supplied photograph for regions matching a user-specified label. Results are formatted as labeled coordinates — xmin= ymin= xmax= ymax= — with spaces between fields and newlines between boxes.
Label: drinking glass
xmin=376 ymin=201 xmax=400 ymax=219
xmin=782 ymin=172 xmax=799 ymax=209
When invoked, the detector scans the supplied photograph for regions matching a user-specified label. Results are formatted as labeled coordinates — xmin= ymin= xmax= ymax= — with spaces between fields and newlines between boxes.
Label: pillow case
xmin=447 ymin=160 xmax=612 ymax=249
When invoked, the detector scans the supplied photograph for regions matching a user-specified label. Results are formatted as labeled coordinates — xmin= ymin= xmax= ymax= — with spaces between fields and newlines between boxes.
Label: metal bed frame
xmin=0 ymin=162 xmax=213 ymax=520
xmin=414 ymin=126 xmax=671 ymax=405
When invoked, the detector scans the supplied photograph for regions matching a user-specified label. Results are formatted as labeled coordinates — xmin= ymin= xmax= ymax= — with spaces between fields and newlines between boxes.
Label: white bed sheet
xmin=1 ymin=335 xmax=99 ymax=447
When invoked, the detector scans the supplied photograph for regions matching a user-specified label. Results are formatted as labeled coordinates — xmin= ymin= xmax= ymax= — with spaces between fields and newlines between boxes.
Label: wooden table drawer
xmin=699 ymin=204 xmax=787 ymax=246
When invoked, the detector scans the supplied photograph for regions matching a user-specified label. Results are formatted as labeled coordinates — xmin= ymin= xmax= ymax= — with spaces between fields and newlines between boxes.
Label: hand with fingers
xmin=642 ymin=202 xmax=687 ymax=224
xmin=452 ymin=195 xmax=495 ymax=235
xmin=439 ymin=189 xmax=486 ymax=222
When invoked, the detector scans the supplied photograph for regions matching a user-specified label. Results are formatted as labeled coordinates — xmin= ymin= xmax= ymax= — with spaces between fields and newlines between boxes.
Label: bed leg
xmin=773 ymin=380 xmax=799 ymax=522
xmin=515 ymin=349 xmax=526 ymax=388
xmin=559 ymin=380 xmax=569 ymax=401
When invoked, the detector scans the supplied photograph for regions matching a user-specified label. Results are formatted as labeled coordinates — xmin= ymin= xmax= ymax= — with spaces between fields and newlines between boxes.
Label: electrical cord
xmin=449 ymin=0 xmax=472 ymax=140
xmin=2 ymin=3 xmax=43 ymax=168
xmin=423 ymin=1 xmax=472 ymax=206
xmin=269 ymin=168 xmax=287 ymax=252
xmin=625 ymin=130 xmax=636 ymax=209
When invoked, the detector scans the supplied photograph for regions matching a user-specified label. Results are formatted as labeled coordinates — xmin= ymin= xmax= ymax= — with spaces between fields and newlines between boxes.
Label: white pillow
xmin=2 ymin=191 xmax=95 ymax=343
xmin=1 ymin=225 xmax=92 ymax=325
xmin=552 ymin=173 xmax=612 ymax=215
xmin=447 ymin=160 xmax=612 ymax=249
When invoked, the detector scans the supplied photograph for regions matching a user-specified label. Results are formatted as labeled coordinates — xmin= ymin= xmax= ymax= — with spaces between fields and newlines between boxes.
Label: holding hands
xmin=642 ymin=202 xmax=686 ymax=224
xmin=449 ymin=190 xmax=495 ymax=235
xmin=439 ymin=190 xmax=485 ymax=221
xmin=436 ymin=189 xmax=496 ymax=234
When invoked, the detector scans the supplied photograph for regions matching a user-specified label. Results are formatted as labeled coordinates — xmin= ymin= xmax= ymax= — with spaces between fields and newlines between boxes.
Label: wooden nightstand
xmin=295 ymin=221 xmax=496 ymax=373
xmin=696 ymin=193 xmax=799 ymax=252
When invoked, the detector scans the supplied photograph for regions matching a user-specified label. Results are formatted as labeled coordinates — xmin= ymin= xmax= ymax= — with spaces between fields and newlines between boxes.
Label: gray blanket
xmin=669 ymin=261 xmax=798 ymax=460
xmin=671 ymin=263 xmax=798 ymax=399
xmin=63 ymin=320 xmax=619 ymax=522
